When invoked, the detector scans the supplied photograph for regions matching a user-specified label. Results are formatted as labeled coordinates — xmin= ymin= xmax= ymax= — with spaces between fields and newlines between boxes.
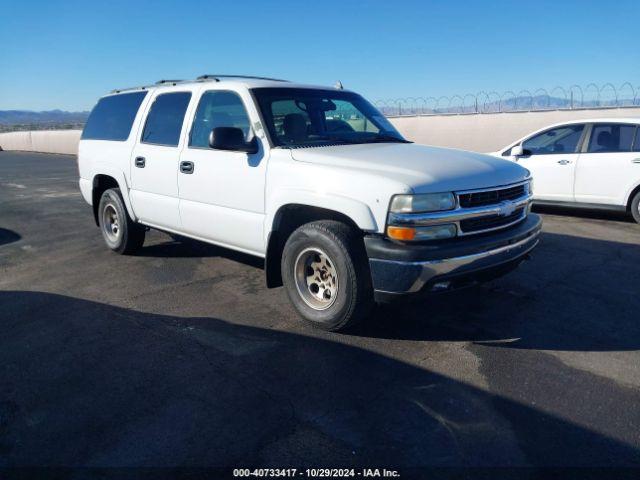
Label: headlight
xmin=389 ymin=192 xmax=456 ymax=213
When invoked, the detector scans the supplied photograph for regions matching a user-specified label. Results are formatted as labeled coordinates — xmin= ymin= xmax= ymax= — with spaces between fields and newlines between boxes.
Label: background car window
xmin=587 ymin=124 xmax=635 ymax=153
xmin=82 ymin=91 xmax=147 ymax=141
xmin=189 ymin=91 xmax=252 ymax=148
xmin=522 ymin=124 xmax=584 ymax=155
xmin=141 ymin=92 xmax=192 ymax=146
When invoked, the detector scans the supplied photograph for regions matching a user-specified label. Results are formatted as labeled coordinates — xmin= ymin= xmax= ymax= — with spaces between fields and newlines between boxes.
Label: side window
xmin=587 ymin=124 xmax=635 ymax=153
xmin=522 ymin=124 xmax=584 ymax=155
xmin=634 ymin=126 xmax=640 ymax=152
xmin=82 ymin=91 xmax=147 ymax=141
xmin=189 ymin=91 xmax=251 ymax=148
xmin=141 ymin=92 xmax=192 ymax=146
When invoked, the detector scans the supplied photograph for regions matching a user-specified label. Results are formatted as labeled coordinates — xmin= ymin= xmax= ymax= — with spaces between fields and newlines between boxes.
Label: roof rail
xmin=155 ymin=79 xmax=184 ymax=85
xmin=110 ymin=85 xmax=149 ymax=94
xmin=110 ymin=79 xmax=185 ymax=94
xmin=196 ymin=74 xmax=288 ymax=82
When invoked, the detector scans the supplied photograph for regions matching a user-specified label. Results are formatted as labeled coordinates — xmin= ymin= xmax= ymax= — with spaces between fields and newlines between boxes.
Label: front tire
xmin=281 ymin=220 xmax=374 ymax=331
xmin=631 ymin=191 xmax=640 ymax=224
xmin=98 ymin=188 xmax=145 ymax=254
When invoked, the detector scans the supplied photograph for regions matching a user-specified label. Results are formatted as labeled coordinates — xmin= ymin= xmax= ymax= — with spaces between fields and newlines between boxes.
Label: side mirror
xmin=510 ymin=145 xmax=524 ymax=157
xmin=209 ymin=127 xmax=258 ymax=154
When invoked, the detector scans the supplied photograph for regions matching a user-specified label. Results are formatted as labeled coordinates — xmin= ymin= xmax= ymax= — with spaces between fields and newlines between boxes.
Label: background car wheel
xmin=631 ymin=191 xmax=640 ymax=224
xmin=281 ymin=220 xmax=373 ymax=331
xmin=98 ymin=188 xmax=145 ymax=254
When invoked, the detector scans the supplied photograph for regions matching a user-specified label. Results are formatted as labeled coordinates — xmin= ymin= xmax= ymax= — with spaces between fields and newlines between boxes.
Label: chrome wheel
xmin=102 ymin=203 xmax=121 ymax=243
xmin=294 ymin=247 xmax=339 ymax=310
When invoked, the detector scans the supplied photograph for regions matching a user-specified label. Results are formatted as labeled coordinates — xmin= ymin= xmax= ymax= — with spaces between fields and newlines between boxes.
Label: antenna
xmin=335 ymin=80 xmax=344 ymax=90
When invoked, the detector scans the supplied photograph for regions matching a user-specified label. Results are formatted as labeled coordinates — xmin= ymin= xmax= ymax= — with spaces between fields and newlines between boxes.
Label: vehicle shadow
xmin=138 ymin=235 xmax=263 ymax=269
xmin=355 ymin=232 xmax=640 ymax=352
xmin=137 ymin=230 xmax=640 ymax=353
xmin=532 ymin=204 xmax=634 ymax=223
xmin=0 ymin=228 xmax=21 ymax=246
xmin=0 ymin=290 xmax=638 ymax=471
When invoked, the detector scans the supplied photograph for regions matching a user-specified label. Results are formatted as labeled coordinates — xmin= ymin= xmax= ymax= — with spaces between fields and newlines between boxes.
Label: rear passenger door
xmin=129 ymin=91 xmax=192 ymax=229
xmin=178 ymin=88 xmax=267 ymax=255
xmin=574 ymin=123 xmax=639 ymax=206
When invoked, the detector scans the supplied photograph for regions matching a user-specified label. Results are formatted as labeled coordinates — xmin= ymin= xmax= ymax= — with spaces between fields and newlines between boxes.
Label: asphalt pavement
xmin=1 ymin=151 xmax=640 ymax=477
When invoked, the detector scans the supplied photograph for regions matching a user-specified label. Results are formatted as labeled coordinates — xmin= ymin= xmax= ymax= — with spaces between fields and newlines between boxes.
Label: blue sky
xmin=1 ymin=0 xmax=639 ymax=111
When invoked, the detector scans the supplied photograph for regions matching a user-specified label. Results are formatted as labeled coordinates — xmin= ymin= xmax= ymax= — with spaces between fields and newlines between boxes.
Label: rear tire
xmin=98 ymin=188 xmax=145 ymax=254
xmin=631 ymin=191 xmax=640 ymax=224
xmin=281 ymin=220 xmax=374 ymax=331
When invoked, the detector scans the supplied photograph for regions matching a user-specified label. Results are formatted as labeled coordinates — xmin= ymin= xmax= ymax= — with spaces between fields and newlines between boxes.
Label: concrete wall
xmin=389 ymin=107 xmax=640 ymax=152
xmin=1 ymin=106 xmax=640 ymax=155
xmin=0 ymin=130 xmax=81 ymax=155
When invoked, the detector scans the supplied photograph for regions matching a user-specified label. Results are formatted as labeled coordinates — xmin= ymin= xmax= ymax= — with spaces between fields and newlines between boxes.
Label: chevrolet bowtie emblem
xmin=498 ymin=200 xmax=516 ymax=217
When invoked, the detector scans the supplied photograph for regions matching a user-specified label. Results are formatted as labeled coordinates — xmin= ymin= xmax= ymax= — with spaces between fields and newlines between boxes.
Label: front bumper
xmin=365 ymin=214 xmax=542 ymax=296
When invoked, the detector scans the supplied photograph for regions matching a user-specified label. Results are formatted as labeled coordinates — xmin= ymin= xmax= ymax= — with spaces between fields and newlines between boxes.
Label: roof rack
xmin=110 ymin=85 xmax=149 ymax=94
xmin=196 ymin=74 xmax=288 ymax=82
xmin=110 ymin=74 xmax=288 ymax=94
xmin=110 ymin=79 xmax=185 ymax=94
xmin=155 ymin=79 xmax=184 ymax=85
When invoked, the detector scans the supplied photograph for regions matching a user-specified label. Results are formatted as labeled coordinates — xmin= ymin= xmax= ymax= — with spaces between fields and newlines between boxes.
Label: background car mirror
xmin=510 ymin=145 xmax=524 ymax=157
xmin=209 ymin=127 xmax=258 ymax=154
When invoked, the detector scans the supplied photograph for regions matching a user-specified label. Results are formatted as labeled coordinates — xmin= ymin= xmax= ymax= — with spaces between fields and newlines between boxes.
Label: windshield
xmin=252 ymin=87 xmax=409 ymax=147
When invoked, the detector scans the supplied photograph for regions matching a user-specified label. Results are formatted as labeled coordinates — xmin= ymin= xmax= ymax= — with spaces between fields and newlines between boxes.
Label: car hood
xmin=289 ymin=143 xmax=529 ymax=193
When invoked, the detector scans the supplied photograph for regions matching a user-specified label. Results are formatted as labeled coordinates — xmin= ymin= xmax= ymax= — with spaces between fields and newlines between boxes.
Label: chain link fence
xmin=374 ymin=82 xmax=640 ymax=116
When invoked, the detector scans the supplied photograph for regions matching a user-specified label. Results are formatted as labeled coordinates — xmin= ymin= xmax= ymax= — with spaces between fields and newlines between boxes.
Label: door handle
xmin=180 ymin=161 xmax=194 ymax=174
xmin=557 ymin=159 xmax=572 ymax=165
xmin=632 ymin=158 xmax=640 ymax=164
xmin=134 ymin=156 xmax=146 ymax=168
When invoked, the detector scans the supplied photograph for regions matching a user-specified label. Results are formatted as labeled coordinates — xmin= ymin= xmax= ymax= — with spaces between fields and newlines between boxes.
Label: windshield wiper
xmin=368 ymin=134 xmax=412 ymax=143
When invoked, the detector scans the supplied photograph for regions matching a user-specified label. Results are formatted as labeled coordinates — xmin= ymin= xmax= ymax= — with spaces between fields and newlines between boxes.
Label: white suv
xmin=78 ymin=75 xmax=541 ymax=331
xmin=493 ymin=118 xmax=640 ymax=223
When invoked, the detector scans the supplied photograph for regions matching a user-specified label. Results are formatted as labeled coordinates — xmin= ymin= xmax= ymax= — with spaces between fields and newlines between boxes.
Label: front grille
xmin=458 ymin=184 xmax=526 ymax=208
xmin=460 ymin=207 xmax=525 ymax=233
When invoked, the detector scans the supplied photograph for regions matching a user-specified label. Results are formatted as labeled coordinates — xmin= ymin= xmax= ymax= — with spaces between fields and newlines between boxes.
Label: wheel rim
xmin=102 ymin=203 xmax=121 ymax=243
xmin=294 ymin=247 xmax=339 ymax=311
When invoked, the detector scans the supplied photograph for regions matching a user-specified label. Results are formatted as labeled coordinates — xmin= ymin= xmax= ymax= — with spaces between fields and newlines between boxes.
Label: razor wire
xmin=374 ymin=82 xmax=640 ymax=116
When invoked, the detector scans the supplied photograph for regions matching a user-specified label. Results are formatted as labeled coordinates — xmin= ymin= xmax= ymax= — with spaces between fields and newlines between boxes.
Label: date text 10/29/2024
xmin=233 ymin=468 xmax=401 ymax=478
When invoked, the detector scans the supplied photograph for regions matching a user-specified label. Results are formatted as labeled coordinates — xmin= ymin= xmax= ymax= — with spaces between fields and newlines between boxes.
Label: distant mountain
xmin=0 ymin=110 xmax=89 ymax=125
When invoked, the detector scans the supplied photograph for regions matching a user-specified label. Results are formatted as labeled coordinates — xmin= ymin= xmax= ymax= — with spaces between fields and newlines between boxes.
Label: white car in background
xmin=493 ymin=118 xmax=640 ymax=223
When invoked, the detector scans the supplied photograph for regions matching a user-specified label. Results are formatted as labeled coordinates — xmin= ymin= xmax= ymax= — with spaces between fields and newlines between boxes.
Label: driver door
xmin=177 ymin=88 xmax=267 ymax=255
xmin=513 ymin=123 xmax=586 ymax=202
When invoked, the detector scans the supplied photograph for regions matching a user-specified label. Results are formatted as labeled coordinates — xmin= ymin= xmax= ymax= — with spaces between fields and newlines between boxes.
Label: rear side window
xmin=141 ymin=92 xmax=192 ymax=146
xmin=81 ymin=92 xmax=147 ymax=141
xmin=634 ymin=127 xmax=640 ymax=152
xmin=587 ymin=124 xmax=636 ymax=153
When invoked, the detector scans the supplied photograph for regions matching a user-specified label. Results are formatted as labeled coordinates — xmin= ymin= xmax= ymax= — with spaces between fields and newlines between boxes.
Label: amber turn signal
xmin=386 ymin=226 xmax=416 ymax=241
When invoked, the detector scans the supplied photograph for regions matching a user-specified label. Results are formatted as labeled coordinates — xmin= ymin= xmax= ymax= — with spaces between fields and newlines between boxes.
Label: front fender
xmin=264 ymin=189 xmax=378 ymax=245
